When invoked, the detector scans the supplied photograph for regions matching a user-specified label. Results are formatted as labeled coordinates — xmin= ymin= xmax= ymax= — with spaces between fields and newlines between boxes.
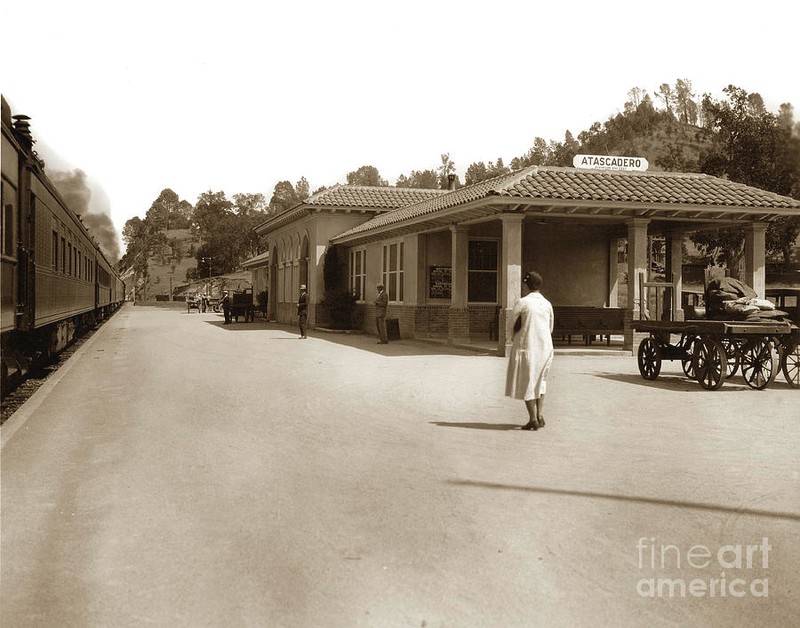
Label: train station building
xmin=253 ymin=163 xmax=800 ymax=355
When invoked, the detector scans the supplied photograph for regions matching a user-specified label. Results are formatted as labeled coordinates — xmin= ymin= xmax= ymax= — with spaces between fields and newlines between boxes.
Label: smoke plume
xmin=50 ymin=168 xmax=120 ymax=263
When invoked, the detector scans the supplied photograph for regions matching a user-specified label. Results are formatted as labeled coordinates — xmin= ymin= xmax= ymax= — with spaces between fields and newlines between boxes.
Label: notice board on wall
xmin=429 ymin=265 xmax=452 ymax=299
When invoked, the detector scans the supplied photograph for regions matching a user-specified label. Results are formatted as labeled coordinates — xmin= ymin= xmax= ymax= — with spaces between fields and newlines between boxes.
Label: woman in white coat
xmin=505 ymin=271 xmax=554 ymax=430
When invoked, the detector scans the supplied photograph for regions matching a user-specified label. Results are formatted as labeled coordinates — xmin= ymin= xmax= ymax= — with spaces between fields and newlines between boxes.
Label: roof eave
xmin=331 ymin=196 xmax=799 ymax=246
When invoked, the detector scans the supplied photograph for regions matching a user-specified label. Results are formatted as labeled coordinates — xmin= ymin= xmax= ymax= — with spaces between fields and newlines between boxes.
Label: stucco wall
xmin=524 ymin=223 xmax=611 ymax=306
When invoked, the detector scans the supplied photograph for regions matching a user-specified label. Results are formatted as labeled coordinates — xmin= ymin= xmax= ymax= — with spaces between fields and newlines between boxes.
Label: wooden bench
xmin=553 ymin=306 xmax=625 ymax=346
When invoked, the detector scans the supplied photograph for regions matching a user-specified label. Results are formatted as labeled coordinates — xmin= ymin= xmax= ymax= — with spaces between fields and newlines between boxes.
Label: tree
xmin=233 ymin=193 xmax=269 ymax=259
xmin=144 ymin=188 xmax=192 ymax=230
xmin=232 ymin=192 xmax=268 ymax=216
xmin=269 ymin=181 xmax=300 ymax=214
xmin=346 ymin=165 xmax=388 ymax=187
xmin=464 ymin=158 xmax=510 ymax=185
xmin=673 ymin=79 xmax=698 ymax=126
xmin=510 ymin=137 xmax=551 ymax=170
xmin=395 ymin=169 xmax=439 ymax=189
xmin=689 ymin=227 xmax=746 ymax=274
xmin=656 ymin=83 xmax=674 ymax=117
xmin=120 ymin=215 xmax=166 ymax=300
xmin=625 ymin=87 xmax=646 ymax=113
xmin=767 ymin=217 xmax=800 ymax=270
xmin=464 ymin=162 xmax=489 ymax=186
xmin=692 ymin=85 xmax=800 ymax=272
xmin=437 ymin=153 xmax=459 ymax=189
xmin=549 ymin=131 xmax=580 ymax=166
xmin=193 ymin=191 xmax=234 ymax=234
xmin=295 ymin=176 xmax=310 ymax=200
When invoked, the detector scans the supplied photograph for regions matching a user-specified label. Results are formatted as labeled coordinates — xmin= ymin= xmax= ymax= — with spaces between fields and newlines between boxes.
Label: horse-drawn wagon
xmin=228 ymin=288 xmax=255 ymax=322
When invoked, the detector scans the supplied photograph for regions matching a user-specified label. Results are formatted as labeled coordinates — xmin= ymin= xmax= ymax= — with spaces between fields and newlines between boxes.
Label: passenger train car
xmin=1 ymin=96 xmax=125 ymax=395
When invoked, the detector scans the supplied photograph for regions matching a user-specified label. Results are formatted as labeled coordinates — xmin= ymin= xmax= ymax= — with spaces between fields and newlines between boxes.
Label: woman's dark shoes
xmin=521 ymin=420 xmax=538 ymax=431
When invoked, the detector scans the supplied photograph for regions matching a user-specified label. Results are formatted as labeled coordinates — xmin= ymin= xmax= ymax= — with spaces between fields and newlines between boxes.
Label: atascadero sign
xmin=573 ymin=154 xmax=649 ymax=172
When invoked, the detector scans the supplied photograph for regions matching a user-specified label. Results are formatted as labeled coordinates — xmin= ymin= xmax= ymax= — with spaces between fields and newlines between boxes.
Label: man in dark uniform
xmin=222 ymin=291 xmax=231 ymax=324
xmin=297 ymin=284 xmax=308 ymax=339
xmin=375 ymin=283 xmax=389 ymax=344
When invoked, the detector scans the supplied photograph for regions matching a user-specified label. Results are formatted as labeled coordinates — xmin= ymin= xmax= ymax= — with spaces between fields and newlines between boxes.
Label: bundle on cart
xmin=705 ymin=277 xmax=791 ymax=321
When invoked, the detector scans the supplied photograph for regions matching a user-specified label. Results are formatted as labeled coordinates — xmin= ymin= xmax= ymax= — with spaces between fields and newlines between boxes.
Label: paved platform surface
xmin=2 ymin=304 xmax=798 ymax=626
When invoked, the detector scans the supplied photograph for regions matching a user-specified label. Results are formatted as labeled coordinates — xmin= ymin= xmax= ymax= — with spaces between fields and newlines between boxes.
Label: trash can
xmin=386 ymin=318 xmax=401 ymax=341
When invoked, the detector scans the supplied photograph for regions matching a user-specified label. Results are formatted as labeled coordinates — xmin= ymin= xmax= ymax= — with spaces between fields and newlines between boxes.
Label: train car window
xmin=61 ymin=237 xmax=66 ymax=272
xmin=1 ymin=180 xmax=15 ymax=258
xmin=2 ymin=203 xmax=14 ymax=257
xmin=68 ymin=242 xmax=72 ymax=275
xmin=52 ymin=231 xmax=58 ymax=270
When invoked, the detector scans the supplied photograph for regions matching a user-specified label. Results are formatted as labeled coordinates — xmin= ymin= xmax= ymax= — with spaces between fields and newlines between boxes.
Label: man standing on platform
xmin=297 ymin=284 xmax=308 ymax=339
xmin=375 ymin=283 xmax=388 ymax=344
xmin=221 ymin=291 xmax=231 ymax=324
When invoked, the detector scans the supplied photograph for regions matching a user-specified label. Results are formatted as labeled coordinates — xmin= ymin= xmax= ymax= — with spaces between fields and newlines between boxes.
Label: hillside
xmin=135 ymin=228 xmax=255 ymax=301
xmin=138 ymin=228 xmax=201 ymax=299
xmin=633 ymin=123 xmax=706 ymax=171
xmin=585 ymin=117 xmax=800 ymax=268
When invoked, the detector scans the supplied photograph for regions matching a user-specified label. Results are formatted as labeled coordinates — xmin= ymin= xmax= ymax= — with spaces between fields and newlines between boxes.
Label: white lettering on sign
xmin=573 ymin=154 xmax=649 ymax=171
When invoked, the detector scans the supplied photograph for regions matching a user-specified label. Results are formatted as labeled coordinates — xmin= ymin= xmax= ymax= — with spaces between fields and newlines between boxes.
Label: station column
xmin=625 ymin=218 xmax=650 ymax=351
xmin=500 ymin=215 xmax=524 ymax=357
xmin=744 ymin=222 xmax=767 ymax=299
xmin=665 ymin=231 xmax=684 ymax=321
xmin=448 ymin=225 xmax=470 ymax=344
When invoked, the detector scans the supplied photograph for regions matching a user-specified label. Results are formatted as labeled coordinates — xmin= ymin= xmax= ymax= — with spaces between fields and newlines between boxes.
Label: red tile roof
xmin=306 ymin=184 xmax=447 ymax=209
xmin=254 ymin=185 xmax=447 ymax=234
xmin=496 ymin=167 xmax=800 ymax=208
xmin=332 ymin=166 xmax=800 ymax=242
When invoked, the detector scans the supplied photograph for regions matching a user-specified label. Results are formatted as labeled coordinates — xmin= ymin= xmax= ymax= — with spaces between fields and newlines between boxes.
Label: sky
xmin=2 ymin=0 xmax=799 ymax=260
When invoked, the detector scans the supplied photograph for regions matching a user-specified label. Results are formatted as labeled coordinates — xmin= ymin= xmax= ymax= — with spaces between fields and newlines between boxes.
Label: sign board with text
xmin=573 ymin=154 xmax=649 ymax=171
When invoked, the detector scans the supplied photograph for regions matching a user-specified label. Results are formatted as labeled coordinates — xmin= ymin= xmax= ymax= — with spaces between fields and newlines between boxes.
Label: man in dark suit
xmin=221 ymin=291 xmax=231 ymax=324
xmin=375 ymin=283 xmax=389 ymax=344
xmin=297 ymin=284 xmax=308 ymax=339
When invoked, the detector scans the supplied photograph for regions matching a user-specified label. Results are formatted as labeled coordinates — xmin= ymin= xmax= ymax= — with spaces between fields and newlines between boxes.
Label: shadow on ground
xmin=430 ymin=421 xmax=524 ymax=431
xmin=449 ymin=479 xmax=800 ymax=522
xmin=594 ymin=372 xmax=752 ymax=392
xmin=196 ymin=316 xmax=491 ymax=357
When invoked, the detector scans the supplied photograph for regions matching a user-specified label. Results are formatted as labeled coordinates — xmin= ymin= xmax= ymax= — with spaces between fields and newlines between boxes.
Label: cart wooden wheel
xmin=693 ymin=338 xmax=726 ymax=390
xmin=740 ymin=337 xmax=779 ymax=390
xmin=781 ymin=340 xmax=800 ymax=389
xmin=680 ymin=334 xmax=696 ymax=378
xmin=768 ymin=335 xmax=785 ymax=365
xmin=720 ymin=337 xmax=741 ymax=379
xmin=637 ymin=336 xmax=662 ymax=380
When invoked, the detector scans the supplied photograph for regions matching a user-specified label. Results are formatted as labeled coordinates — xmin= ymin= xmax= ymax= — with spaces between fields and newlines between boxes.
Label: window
xmin=68 ymin=242 xmax=73 ymax=275
xmin=382 ymin=241 xmax=404 ymax=302
xmin=61 ymin=237 xmax=66 ymax=273
xmin=1 ymin=180 xmax=16 ymax=258
xmin=349 ymin=249 xmax=366 ymax=300
xmin=468 ymin=240 xmax=498 ymax=303
xmin=53 ymin=231 xmax=58 ymax=270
